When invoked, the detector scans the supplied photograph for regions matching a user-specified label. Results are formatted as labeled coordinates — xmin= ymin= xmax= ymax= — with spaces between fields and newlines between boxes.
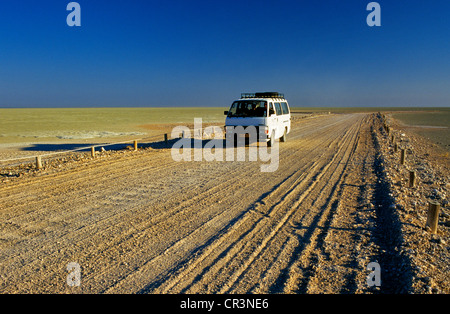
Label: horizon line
xmin=1 ymin=105 xmax=449 ymax=109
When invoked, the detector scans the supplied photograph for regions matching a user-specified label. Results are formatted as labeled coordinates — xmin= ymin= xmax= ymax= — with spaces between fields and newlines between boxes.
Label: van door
xmin=267 ymin=102 xmax=277 ymax=140
xmin=280 ymin=102 xmax=291 ymax=134
xmin=273 ymin=102 xmax=283 ymax=138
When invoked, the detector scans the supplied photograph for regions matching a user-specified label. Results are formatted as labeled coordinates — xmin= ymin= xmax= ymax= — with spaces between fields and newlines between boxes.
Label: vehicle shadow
xmin=19 ymin=137 xmax=264 ymax=153
xmin=20 ymin=143 xmax=137 ymax=152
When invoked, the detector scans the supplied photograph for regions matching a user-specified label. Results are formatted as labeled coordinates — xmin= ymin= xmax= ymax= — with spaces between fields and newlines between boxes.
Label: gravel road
xmin=1 ymin=113 xmax=448 ymax=293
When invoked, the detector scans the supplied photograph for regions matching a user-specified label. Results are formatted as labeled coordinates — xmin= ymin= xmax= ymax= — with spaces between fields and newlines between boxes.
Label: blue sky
xmin=0 ymin=0 xmax=449 ymax=107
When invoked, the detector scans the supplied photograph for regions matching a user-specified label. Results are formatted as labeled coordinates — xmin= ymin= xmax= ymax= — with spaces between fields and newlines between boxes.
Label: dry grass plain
xmin=0 ymin=110 xmax=448 ymax=294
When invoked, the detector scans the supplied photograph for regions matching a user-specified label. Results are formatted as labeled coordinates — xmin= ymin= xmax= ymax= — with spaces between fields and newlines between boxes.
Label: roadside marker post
xmin=36 ymin=156 xmax=42 ymax=170
xmin=426 ymin=202 xmax=440 ymax=234
xmin=400 ymin=149 xmax=406 ymax=165
xmin=409 ymin=170 xmax=416 ymax=188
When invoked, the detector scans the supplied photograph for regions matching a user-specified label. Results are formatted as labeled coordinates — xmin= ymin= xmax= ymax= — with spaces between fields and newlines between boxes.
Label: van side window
xmin=274 ymin=103 xmax=282 ymax=115
xmin=281 ymin=102 xmax=290 ymax=115
xmin=269 ymin=103 xmax=274 ymax=115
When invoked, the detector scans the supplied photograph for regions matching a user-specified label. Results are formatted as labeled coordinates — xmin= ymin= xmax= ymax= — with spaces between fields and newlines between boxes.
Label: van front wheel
xmin=280 ymin=129 xmax=287 ymax=142
xmin=267 ymin=131 xmax=275 ymax=147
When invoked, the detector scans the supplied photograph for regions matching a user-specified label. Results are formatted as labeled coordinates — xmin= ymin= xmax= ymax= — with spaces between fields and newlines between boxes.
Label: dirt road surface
xmin=1 ymin=113 xmax=448 ymax=294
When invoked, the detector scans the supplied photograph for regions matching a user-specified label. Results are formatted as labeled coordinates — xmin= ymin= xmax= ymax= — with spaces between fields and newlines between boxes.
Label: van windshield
xmin=227 ymin=101 xmax=267 ymax=117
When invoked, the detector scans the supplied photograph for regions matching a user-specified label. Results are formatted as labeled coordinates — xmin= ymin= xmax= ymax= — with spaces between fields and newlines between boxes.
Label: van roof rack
xmin=241 ymin=92 xmax=285 ymax=99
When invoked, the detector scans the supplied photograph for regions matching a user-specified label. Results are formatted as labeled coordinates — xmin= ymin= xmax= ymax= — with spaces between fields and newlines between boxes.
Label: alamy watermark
xmin=66 ymin=2 xmax=81 ymax=27
xmin=65 ymin=2 xmax=380 ymax=28
xmin=170 ymin=118 xmax=279 ymax=173
xmin=65 ymin=260 xmax=382 ymax=288
xmin=367 ymin=262 xmax=381 ymax=287
xmin=67 ymin=262 xmax=81 ymax=287
xmin=366 ymin=2 xmax=381 ymax=27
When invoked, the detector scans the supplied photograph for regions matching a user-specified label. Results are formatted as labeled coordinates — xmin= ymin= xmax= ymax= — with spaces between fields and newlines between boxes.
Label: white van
xmin=224 ymin=92 xmax=291 ymax=147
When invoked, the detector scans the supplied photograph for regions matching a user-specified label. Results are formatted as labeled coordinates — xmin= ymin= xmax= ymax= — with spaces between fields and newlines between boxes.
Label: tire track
xmin=222 ymin=120 xmax=361 ymax=294
xmin=150 ymin=114 xmax=364 ymax=294
xmin=108 ymin=116 xmax=350 ymax=293
xmin=1 ymin=113 xmax=368 ymax=293
xmin=278 ymin=115 xmax=363 ymax=294
xmin=221 ymin=114 xmax=363 ymax=294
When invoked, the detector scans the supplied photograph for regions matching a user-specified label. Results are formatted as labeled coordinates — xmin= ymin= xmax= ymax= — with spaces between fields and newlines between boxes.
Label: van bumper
xmin=224 ymin=125 xmax=269 ymax=142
